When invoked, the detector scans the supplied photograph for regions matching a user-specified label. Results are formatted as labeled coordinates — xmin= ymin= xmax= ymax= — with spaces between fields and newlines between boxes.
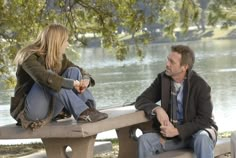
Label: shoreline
xmin=83 ymin=26 xmax=236 ymax=48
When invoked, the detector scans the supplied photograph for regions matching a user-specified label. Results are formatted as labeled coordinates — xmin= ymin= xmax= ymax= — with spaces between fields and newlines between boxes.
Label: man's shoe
xmin=78 ymin=108 xmax=108 ymax=122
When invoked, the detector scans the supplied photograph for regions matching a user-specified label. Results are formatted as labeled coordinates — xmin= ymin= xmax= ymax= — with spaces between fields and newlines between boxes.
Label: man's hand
xmin=154 ymin=107 xmax=170 ymax=126
xmin=160 ymin=123 xmax=179 ymax=138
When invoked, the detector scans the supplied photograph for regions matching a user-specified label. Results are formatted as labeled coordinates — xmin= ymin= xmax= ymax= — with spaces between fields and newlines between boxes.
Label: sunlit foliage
xmin=0 ymin=0 xmax=235 ymax=88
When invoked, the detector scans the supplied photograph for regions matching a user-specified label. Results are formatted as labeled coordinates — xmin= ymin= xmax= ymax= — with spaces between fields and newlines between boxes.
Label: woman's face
xmin=61 ymin=36 xmax=69 ymax=54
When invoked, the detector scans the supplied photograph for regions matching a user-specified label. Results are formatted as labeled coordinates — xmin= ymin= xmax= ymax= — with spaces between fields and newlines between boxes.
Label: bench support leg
xmin=42 ymin=135 xmax=96 ymax=158
xmin=116 ymin=121 xmax=152 ymax=158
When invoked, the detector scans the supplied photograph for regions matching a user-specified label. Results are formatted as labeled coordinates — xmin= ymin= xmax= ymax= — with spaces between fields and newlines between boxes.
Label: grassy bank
xmin=125 ymin=25 xmax=236 ymax=44
xmin=0 ymin=143 xmax=44 ymax=158
xmin=76 ymin=25 xmax=236 ymax=48
xmin=0 ymin=131 xmax=233 ymax=158
xmin=0 ymin=139 xmax=119 ymax=158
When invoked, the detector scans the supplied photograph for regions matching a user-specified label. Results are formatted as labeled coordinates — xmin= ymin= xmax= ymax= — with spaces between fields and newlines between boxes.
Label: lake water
xmin=0 ymin=39 xmax=236 ymax=133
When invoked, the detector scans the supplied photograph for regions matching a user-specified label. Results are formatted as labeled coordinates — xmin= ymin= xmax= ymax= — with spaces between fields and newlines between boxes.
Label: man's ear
xmin=182 ymin=64 xmax=189 ymax=71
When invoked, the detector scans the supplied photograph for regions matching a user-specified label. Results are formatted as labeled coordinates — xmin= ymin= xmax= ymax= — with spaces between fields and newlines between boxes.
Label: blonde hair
xmin=14 ymin=24 xmax=69 ymax=72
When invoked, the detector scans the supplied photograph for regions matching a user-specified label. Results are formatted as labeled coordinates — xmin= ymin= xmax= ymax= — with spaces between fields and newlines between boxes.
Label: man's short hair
xmin=171 ymin=45 xmax=195 ymax=70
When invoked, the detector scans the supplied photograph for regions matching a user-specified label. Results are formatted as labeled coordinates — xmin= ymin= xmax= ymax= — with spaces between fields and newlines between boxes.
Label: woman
xmin=11 ymin=24 xmax=108 ymax=130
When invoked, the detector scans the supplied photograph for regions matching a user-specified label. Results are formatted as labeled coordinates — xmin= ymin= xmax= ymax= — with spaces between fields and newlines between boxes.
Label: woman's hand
xmin=74 ymin=80 xmax=82 ymax=93
xmin=79 ymin=79 xmax=90 ymax=93
xmin=74 ymin=79 xmax=90 ymax=93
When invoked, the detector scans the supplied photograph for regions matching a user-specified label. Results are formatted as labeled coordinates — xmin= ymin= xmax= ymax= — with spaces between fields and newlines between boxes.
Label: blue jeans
xmin=24 ymin=67 xmax=95 ymax=121
xmin=231 ymin=132 xmax=236 ymax=158
xmin=138 ymin=130 xmax=215 ymax=158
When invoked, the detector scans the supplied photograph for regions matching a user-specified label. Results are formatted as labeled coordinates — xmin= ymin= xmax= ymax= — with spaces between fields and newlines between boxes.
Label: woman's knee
xmin=63 ymin=67 xmax=82 ymax=80
xmin=67 ymin=67 xmax=81 ymax=72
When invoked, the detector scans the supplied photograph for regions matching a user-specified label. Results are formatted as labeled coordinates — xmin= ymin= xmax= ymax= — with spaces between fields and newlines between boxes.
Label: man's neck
xmin=172 ymin=72 xmax=186 ymax=83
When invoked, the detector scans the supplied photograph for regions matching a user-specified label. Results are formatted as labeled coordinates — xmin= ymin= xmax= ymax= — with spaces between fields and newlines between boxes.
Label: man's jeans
xmin=24 ymin=67 xmax=95 ymax=121
xmin=231 ymin=132 xmax=236 ymax=158
xmin=138 ymin=130 xmax=215 ymax=158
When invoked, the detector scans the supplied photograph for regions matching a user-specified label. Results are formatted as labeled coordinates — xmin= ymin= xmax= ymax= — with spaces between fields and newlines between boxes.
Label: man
xmin=135 ymin=45 xmax=217 ymax=158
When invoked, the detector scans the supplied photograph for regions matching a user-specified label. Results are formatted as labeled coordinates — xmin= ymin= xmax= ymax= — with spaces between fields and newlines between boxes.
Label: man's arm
xmin=135 ymin=74 xmax=162 ymax=118
xmin=153 ymin=106 xmax=170 ymax=126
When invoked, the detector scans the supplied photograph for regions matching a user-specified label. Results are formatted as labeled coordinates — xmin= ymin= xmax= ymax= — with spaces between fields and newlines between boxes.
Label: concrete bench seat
xmin=0 ymin=106 xmax=231 ymax=158
xmin=0 ymin=106 xmax=150 ymax=158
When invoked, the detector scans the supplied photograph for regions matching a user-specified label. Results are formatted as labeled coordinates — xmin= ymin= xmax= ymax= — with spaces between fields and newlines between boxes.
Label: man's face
xmin=165 ymin=51 xmax=185 ymax=77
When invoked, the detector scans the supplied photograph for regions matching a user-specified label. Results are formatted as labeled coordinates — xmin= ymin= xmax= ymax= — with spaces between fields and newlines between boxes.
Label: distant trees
xmin=197 ymin=0 xmax=210 ymax=32
xmin=0 ymin=0 xmax=235 ymax=87
xmin=208 ymin=0 xmax=236 ymax=27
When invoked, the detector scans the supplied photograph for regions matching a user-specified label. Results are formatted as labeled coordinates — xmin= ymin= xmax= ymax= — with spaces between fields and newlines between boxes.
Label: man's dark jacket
xmin=10 ymin=53 xmax=94 ymax=128
xmin=135 ymin=70 xmax=217 ymax=140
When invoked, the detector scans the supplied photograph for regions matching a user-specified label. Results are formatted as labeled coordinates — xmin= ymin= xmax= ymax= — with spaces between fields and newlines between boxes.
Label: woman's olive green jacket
xmin=10 ymin=53 xmax=94 ymax=129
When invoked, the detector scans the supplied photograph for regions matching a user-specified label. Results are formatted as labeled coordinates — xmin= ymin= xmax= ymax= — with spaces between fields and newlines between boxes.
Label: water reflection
xmin=0 ymin=39 xmax=236 ymax=133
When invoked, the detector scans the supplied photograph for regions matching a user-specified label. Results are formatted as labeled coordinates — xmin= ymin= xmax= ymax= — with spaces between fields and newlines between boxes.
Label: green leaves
xmin=116 ymin=43 xmax=128 ymax=61
xmin=208 ymin=0 xmax=236 ymax=27
xmin=0 ymin=0 xmax=236 ymax=88
xmin=180 ymin=0 xmax=199 ymax=33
